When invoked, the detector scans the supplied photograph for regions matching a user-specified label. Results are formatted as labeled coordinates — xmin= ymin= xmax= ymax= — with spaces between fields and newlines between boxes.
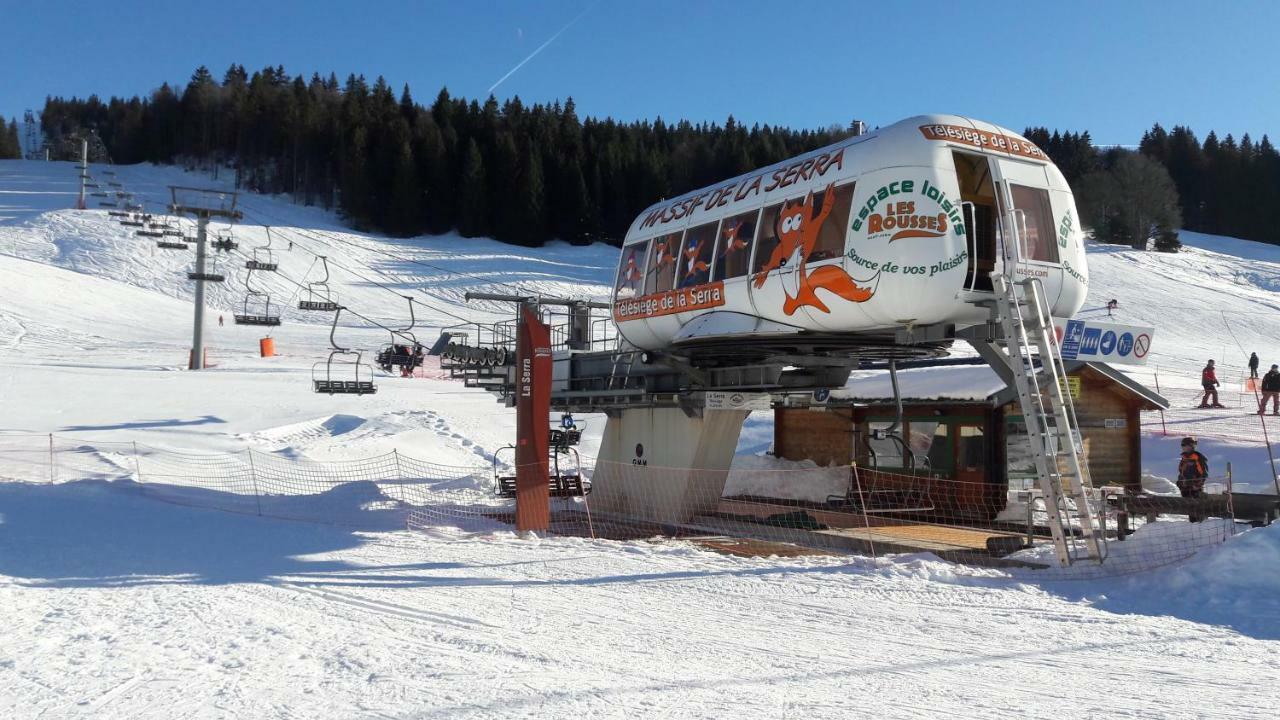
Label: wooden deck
xmin=484 ymin=500 xmax=1043 ymax=565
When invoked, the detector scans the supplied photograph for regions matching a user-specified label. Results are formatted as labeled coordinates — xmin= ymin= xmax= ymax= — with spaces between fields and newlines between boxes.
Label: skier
xmin=1249 ymin=352 xmax=1260 ymax=379
xmin=1106 ymin=298 xmax=1118 ymax=317
xmin=1198 ymin=359 xmax=1223 ymax=408
xmin=1260 ymin=364 xmax=1280 ymax=415
xmin=218 ymin=314 xmax=224 ymax=327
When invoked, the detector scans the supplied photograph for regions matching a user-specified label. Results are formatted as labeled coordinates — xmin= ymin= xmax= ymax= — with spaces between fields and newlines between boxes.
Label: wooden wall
xmin=775 ymin=366 xmax=1148 ymax=495
xmin=773 ymin=407 xmax=856 ymax=466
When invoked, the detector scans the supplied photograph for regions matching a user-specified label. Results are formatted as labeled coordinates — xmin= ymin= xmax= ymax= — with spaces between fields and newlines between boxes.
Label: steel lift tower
xmin=169 ymin=186 xmax=242 ymax=370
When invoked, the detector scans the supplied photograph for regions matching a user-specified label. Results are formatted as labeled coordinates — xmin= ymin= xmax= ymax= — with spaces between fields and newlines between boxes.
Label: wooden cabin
xmin=772 ymin=361 xmax=1168 ymax=522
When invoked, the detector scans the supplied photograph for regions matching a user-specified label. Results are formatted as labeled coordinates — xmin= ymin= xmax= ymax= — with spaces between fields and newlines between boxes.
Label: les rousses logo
xmin=851 ymin=179 xmax=966 ymax=242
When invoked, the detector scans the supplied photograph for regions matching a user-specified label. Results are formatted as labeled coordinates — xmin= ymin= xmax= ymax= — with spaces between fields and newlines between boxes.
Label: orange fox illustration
xmin=722 ymin=220 xmax=749 ymax=254
xmin=682 ymin=238 xmax=710 ymax=278
xmin=752 ymin=183 xmax=874 ymax=315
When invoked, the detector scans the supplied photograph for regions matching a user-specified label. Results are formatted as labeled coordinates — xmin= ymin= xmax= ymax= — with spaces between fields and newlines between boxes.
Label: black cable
xmin=231 ymin=206 xmax=488 ymax=326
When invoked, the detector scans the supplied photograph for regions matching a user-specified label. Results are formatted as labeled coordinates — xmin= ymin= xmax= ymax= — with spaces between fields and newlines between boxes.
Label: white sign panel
xmin=1053 ymin=318 xmax=1155 ymax=366
xmin=705 ymin=391 xmax=773 ymax=412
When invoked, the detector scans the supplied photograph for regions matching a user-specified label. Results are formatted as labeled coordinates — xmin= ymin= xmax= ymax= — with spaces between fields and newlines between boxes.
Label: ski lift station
xmin=436 ymin=114 xmax=1183 ymax=569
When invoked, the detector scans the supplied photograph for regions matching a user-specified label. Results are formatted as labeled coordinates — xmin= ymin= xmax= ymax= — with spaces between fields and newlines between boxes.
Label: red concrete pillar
xmin=514 ymin=304 xmax=551 ymax=532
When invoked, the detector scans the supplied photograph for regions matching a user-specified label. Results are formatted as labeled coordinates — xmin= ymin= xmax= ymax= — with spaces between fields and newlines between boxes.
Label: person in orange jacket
xmin=1198 ymin=359 xmax=1223 ymax=408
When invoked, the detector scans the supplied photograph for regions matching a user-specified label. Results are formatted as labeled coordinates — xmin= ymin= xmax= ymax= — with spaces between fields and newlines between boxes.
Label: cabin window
xmin=754 ymin=184 xmax=856 ymax=278
xmin=677 ymin=222 xmax=717 ymax=288
xmin=808 ymin=183 xmax=855 ymax=263
xmin=615 ymin=242 xmax=648 ymax=299
xmin=714 ymin=210 xmax=757 ymax=281
xmin=644 ymin=232 xmax=680 ymax=294
xmin=957 ymin=425 xmax=986 ymax=470
xmin=754 ymin=203 xmax=786 ymax=278
xmin=1009 ymin=184 xmax=1058 ymax=263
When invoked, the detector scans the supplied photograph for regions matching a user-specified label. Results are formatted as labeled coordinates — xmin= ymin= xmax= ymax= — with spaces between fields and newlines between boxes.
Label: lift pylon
xmin=168 ymin=186 xmax=242 ymax=370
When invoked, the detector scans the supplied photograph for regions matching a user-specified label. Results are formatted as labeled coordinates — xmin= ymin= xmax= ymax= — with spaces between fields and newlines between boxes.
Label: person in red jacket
xmin=1198 ymin=359 xmax=1224 ymax=408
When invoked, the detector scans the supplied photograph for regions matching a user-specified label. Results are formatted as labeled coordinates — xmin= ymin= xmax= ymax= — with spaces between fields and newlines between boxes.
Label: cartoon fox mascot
xmin=681 ymin=237 xmax=710 ymax=284
xmin=619 ymin=248 xmax=642 ymax=291
xmin=752 ymin=183 xmax=875 ymax=315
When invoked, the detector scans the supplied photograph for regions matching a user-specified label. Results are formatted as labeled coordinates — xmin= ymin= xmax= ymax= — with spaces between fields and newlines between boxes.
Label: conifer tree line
xmin=33 ymin=65 xmax=1279 ymax=248
xmin=1026 ymin=125 xmax=1280 ymax=249
xmin=0 ymin=118 xmax=21 ymax=159
xmin=38 ymin=65 xmax=853 ymax=246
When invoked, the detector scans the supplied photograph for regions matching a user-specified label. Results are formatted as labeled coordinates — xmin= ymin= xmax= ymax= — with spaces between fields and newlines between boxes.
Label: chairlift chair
xmin=99 ymin=201 xmax=120 ymax=208
xmin=90 ymin=191 xmax=108 ymax=198
xmin=212 ymin=230 xmax=238 ymax=252
xmin=312 ymin=308 xmax=376 ymax=395
xmin=107 ymin=211 xmax=129 ymax=217
xmin=233 ymin=271 xmax=281 ymax=326
xmin=491 ymin=444 xmax=590 ymax=499
xmin=187 ymin=255 xmax=225 ymax=282
xmin=234 ymin=291 xmax=282 ymax=326
xmin=137 ymin=230 xmax=164 ymax=238
xmin=244 ymin=247 xmax=278 ymax=272
xmin=107 ymin=181 xmax=123 ymax=188
xmin=245 ymin=226 xmax=280 ymax=271
xmin=156 ymin=240 xmax=189 ymax=250
xmin=298 ymin=256 xmax=339 ymax=311
xmin=120 ymin=219 xmax=144 ymax=227
xmin=375 ymin=297 xmax=423 ymax=373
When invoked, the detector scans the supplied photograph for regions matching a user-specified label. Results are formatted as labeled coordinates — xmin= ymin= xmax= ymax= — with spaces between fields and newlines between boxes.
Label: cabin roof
xmin=830 ymin=360 xmax=1168 ymax=411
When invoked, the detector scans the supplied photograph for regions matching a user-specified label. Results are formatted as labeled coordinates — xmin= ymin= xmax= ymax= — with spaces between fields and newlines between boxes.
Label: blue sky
xmin=2 ymin=0 xmax=1277 ymax=145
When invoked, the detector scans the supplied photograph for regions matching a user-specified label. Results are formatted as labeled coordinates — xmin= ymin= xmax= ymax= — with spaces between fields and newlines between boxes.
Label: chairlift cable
xmin=231 ymin=212 xmax=481 ymax=326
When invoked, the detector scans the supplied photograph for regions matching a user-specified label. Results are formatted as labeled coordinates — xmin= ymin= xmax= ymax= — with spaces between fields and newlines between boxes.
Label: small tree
xmin=1076 ymin=151 xmax=1181 ymax=249
xmin=1111 ymin=153 xmax=1182 ymax=249
xmin=1154 ymin=228 xmax=1182 ymax=252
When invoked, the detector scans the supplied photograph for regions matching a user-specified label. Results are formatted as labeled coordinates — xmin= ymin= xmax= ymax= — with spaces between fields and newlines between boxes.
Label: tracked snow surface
xmin=1 ymin=159 xmax=1278 ymax=719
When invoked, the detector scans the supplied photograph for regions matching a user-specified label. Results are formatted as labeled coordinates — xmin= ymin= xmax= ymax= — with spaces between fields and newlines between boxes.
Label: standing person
xmin=1260 ymin=364 xmax=1280 ymax=415
xmin=1199 ymin=359 xmax=1223 ymax=408
xmin=1249 ymin=352 xmax=1260 ymax=379
xmin=218 ymin=314 xmax=224 ymax=327
xmin=1177 ymin=437 xmax=1209 ymax=522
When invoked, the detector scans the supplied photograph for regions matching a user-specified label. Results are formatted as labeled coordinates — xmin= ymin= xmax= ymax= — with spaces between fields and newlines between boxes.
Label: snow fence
xmin=0 ymin=434 xmax=1271 ymax=579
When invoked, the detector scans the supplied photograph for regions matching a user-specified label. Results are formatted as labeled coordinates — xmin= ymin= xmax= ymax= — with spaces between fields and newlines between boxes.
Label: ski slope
xmin=1 ymin=159 xmax=1279 ymax=719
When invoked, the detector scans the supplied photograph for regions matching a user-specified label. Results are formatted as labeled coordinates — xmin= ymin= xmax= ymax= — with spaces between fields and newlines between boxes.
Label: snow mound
xmin=1096 ymin=523 xmax=1280 ymax=639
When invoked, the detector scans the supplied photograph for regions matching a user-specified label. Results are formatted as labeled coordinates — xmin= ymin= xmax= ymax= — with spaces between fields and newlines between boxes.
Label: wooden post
xmin=514 ymin=304 xmax=551 ymax=533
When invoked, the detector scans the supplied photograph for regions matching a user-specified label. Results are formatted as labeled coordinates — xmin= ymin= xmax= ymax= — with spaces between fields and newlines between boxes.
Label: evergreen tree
xmin=456 ymin=138 xmax=487 ymax=238
xmin=0 ymin=118 xmax=21 ymax=159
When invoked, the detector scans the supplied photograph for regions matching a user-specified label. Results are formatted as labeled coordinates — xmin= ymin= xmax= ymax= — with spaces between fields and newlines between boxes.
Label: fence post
xmin=392 ymin=449 xmax=404 ymax=504
xmin=132 ymin=441 xmax=143 ymax=484
xmin=48 ymin=433 xmax=55 ymax=483
xmin=246 ymin=450 xmax=263 ymax=516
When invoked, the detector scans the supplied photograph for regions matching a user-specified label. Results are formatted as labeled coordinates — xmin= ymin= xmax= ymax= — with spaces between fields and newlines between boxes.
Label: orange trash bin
xmin=260 ymin=337 xmax=275 ymax=358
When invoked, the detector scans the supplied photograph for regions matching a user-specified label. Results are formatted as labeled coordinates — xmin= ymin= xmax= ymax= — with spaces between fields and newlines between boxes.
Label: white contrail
xmin=487 ymin=4 xmax=594 ymax=95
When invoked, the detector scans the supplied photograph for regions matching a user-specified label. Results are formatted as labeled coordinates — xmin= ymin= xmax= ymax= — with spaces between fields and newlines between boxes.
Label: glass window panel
xmin=644 ymin=232 xmax=680 ymax=294
xmin=808 ymin=183 xmax=855 ymax=263
xmin=677 ymin=222 xmax=717 ymax=288
xmin=753 ymin=203 xmax=784 ymax=277
xmin=615 ymin=242 xmax=648 ymax=299
xmin=1009 ymin=184 xmax=1058 ymax=263
xmin=715 ymin=210 xmax=757 ymax=281
xmin=958 ymin=425 xmax=986 ymax=469
xmin=926 ymin=422 xmax=954 ymax=473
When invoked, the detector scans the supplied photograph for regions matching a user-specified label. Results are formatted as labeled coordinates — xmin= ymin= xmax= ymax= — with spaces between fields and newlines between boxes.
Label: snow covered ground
xmin=2 ymin=159 xmax=1279 ymax=718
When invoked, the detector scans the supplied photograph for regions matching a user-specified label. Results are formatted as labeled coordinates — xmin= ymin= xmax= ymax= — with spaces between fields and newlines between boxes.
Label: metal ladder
xmin=991 ymin=272 xmax=1106 ymax=566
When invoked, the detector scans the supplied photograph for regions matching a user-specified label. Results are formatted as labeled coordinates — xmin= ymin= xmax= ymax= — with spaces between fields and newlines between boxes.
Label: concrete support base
xmin=591 ymin=407 xmax=748 ymax=524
